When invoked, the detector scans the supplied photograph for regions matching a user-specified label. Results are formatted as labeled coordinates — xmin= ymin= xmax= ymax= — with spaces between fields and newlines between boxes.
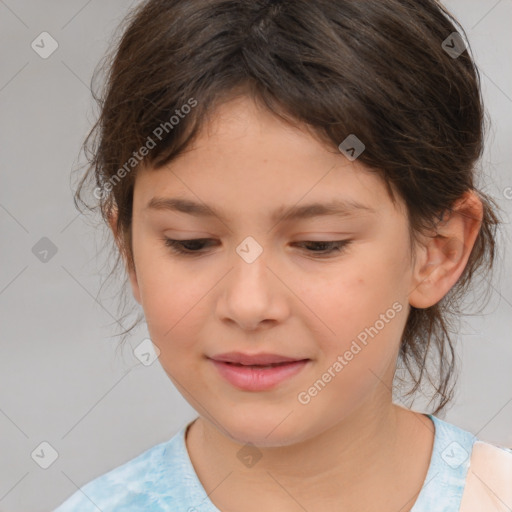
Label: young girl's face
xmin=127 ymin=95 xmax=420 ymax=446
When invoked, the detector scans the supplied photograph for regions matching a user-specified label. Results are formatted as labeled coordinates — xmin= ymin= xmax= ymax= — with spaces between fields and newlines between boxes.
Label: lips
xmin=210 ymin=357 xmax=311 ymax=391
xmin=209 ymin=351 xmax=309 ymax=366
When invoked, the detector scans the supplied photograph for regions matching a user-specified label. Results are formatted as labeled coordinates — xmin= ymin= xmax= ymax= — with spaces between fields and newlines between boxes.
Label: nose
xmin=216 ymin=247 xmax=290 ymax=331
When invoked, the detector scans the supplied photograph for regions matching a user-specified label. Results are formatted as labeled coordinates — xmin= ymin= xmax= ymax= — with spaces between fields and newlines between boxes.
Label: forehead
xmin=133 ymin=95 xmax=404 ymax=222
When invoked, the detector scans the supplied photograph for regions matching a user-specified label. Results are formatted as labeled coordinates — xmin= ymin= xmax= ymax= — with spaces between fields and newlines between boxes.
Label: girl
xmin=55 ymin=0 xmax=512 ymax=510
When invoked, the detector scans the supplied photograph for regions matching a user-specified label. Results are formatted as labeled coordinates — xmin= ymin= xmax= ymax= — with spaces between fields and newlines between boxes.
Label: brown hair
xmin=74 ymin=0 xmax=504 ymax=414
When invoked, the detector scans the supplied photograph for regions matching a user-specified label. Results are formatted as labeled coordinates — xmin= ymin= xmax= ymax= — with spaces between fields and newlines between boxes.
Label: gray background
xmin=0 ymin=1 xmax=511 ymax=510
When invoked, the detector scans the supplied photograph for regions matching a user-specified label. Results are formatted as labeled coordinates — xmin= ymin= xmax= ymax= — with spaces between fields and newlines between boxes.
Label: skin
xmin=110 ymin=94 xmax=483 ymax=511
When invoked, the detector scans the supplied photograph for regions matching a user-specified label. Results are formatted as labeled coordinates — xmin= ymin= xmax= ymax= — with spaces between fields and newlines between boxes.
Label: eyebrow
xmin=145 ymin=196 xmax=376 ymax=223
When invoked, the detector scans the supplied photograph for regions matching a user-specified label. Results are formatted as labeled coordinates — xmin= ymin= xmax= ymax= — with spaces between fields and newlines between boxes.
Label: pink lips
xmin=209 ymin=352 xmax=310 ymax=391
xmin=210 ymin=351 xmax=306 ymax=365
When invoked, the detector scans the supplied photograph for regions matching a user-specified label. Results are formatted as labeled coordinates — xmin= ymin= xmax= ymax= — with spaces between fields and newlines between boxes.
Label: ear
xmin=408 ymin=190 xmax=483 ymax=309
xmin=108 ymin=208 xmax=142 ymax=305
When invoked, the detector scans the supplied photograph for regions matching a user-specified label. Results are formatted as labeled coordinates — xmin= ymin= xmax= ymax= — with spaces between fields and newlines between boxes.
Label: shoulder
xmin=459 ymin=440 xmax=512 ymax=512
xmin=53 ymin=429 xmax=187 ymax=511
xmin=429 ymin=413 xmax=512 ymax=510
xmin=414 ymin=414 xmax=511 ymax=512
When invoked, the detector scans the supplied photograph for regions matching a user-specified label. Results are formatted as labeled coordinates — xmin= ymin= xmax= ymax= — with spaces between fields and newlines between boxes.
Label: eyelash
xmin=161 ymin=238 xmax=352 ymax=258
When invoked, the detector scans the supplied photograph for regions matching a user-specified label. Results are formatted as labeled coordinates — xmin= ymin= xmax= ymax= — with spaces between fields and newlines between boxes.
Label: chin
xmin=217 ymin=414 xmax=307 ymax=449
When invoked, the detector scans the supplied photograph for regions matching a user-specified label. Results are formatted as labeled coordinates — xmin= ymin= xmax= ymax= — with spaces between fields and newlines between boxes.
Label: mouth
xmin=209 ymin=351 xmax=310 ymax=366
xmin=219 ymin=361 xmax=308 ymax=369
xmin=208 ymin=356 xmax=311 ymax=391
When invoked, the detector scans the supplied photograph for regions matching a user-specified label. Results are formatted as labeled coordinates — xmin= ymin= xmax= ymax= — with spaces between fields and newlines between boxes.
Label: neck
xmin=185 ymin=401 xmax=432 ymax=511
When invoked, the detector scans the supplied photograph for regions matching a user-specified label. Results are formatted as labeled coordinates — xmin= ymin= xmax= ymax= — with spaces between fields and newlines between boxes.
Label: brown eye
xmin=162 ymin=238 xmax=217 ymax=256
xmin=161 ymin=238 xmax=352 ymax=258
xmin=292 ymin=240 xmax=352 ymax=257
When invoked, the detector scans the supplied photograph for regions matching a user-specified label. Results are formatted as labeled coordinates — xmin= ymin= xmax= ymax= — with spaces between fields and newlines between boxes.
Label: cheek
xmin=133 ymin=240 xmax=202 ymax=346
xmin=298 ymin=254 xmax=408 ymax=366
xmin=142 ymin=275 xmax=205 ymax=348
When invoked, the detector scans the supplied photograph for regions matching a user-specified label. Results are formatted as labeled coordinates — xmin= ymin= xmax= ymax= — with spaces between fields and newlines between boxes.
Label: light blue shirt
xmin=54 ymin=414 xmax=512 ymax=511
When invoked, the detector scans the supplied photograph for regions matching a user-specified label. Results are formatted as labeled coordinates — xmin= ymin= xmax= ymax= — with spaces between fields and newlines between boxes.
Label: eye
xmin=162 ymin=238 xmax=218 ymax=256
xmin=162 ymin=238 xmax=352 ymax=258
xmin=292 ymin=240 xmax=352 ymax=257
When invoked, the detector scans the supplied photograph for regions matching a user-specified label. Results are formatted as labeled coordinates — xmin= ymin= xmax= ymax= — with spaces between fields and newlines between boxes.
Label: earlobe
xmin=408 ymin=190 xmax=483 ymax=309
xmin=108 ymin=208 xmax=142 ymax=306
xmin=127 ymin=264 xmax=142 ymax=305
